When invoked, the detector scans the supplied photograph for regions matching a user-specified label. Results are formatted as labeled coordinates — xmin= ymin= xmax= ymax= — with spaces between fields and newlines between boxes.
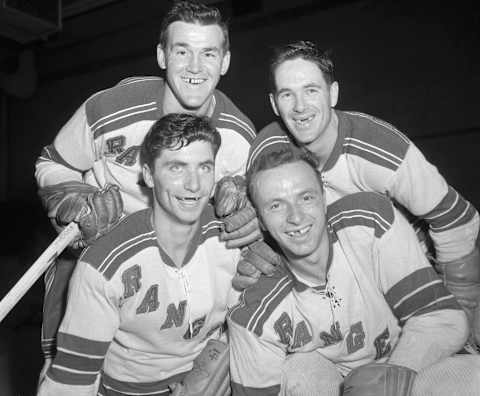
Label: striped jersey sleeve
xmin=39 ymin=259 xmax=119 ymax=395
xmin=39 ymin=211 xmax=156 ymax=395
xmin=35 ymin=76 xmax=163 ymax=188
xmin=228 ymin=269 xmax=293 ymax=395
xmin=247 ymin=121 xmax=292 ymax=170
xmin=337 ymin=111 xmax=479 ymax=262
xmin=210 ymin=90 xmax=256 ymax=178
xmin=328 ymin=192 xmax=461 ymax=325
xmin=374 ymin=202 xmax=461 ymax=324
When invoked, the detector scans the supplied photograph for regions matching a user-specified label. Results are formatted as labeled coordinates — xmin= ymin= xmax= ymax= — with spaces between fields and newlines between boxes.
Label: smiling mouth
xmin=293 ymin=115 xmax=314 ymax=128
xmin=176 ymin=196 xmax=202 ymax=206
xmin=182 ymin=77 xmax=206 ymax=85
xmin=286 ymin=225 xmax=311 ymax=237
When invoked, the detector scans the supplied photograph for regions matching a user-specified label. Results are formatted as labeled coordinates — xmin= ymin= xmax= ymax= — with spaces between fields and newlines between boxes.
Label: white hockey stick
xmin=0 ymin=222 xmax=80 ymax=323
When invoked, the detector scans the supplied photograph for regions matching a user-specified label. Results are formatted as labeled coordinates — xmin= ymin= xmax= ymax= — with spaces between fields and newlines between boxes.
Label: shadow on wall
xmin=0 ymin=201 xmax=55 ymax=395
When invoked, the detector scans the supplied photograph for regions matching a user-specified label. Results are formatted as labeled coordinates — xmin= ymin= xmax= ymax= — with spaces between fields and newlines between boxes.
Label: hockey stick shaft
xmin=0 ymin=222 xmax=80 ymax=323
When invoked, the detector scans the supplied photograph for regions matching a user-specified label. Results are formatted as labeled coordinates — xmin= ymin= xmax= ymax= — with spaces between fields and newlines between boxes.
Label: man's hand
xmin=343 ymin=363 xmax=416 ymax=396
xmin=214 ymin=176 xmax=262 ymax=248
xmin=232 ymin=240 xmax=283 ymax=291
xmin=437 ymin=247 xmax=480 ymax=345
xmin=39 ymin=181 xmax=123 ymax=249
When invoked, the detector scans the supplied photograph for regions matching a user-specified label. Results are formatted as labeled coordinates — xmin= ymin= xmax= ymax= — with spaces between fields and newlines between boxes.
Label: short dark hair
xmin=140 ymin=113 xmax=221 ymax=169
xmin=159 ymin=0 xmax=230 ymax=52
xmin=247 ymin=145 xmax=322 ymax=204
xmin=269 ymin=40 xmax=335 ymax=91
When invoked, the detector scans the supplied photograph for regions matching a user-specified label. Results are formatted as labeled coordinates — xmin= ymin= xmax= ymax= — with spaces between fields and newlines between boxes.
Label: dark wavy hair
xmin=140 ymin=113 xmax=221 ymax=169
xmin=269 ymin=40 xmax=335 ymax=91
xmin=159 ymin=0 xmax=229 ymax=53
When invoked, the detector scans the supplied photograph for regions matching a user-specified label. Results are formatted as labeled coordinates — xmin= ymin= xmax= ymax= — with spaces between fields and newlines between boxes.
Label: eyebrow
xmin=171 ymin=42 xmax=221 ymax=53
xmin=276 ymin=83 xmax=322 ymax=94
xmin=200 ymin=159 xmax=215 ymax=167
xmin=165 ymin=159 xmax=215 ymax=167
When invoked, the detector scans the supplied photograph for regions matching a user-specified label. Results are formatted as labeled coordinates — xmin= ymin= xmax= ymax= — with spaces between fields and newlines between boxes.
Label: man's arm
xmin=388 ymin=142 xmax=479 ymax=263
xmin=37 ymin=259 xmax=119 ymax=396
xmin=228 ymin=320 xmax=284 ymax=396
xmin=381 ymin=141 xmax=480 ymax=343
xmin=35 ymin=103 xmax=97 ymax=188
xmin=376 ymin=209 xmax=469 ymax=372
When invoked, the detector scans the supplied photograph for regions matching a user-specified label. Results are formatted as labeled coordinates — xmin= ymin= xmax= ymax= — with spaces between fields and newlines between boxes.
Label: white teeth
xmin=182 ymin=77 xmax=204 ymax=84
xmin=178 ymin=197 xmax=200 ymax=201
xmin=294 ymin=115 xmax=314 ymax=127
xmin=287 ymin=226 xmax=310 ymax=237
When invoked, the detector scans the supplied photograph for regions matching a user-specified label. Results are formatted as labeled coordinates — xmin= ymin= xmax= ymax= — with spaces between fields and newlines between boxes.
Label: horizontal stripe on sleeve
xmin=57 ymin=332 xmax=111 ymax=356
xmin=101 ymin=370 xmax=187 ymax=395
xmin=423 ymin=186 xmax=477 ymax=231
xmin=327 ymin=192 xmax=395 ymax=240
xmin=247 ymin=122 xmax=292 ymax=170
xmin=85 ymin=77 xmax=161 ymax=139
xmin=48 ymin=332 xmax=109 ymax=385
xmin=231 ymin=381 xmax=280 ymax=396
xmin=385 ymin=267 xmax=461 ymax=325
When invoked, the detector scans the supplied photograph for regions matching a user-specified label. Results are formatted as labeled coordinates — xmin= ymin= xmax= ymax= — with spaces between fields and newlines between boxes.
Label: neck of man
xmin=306 ymin=110 xmax=339 ymax=170
xmin=162 ymin=85 xmax=215 ymax=117
xmin=151 ymin=210 xmax=199 ymax=268
xmin=285 ymin=232 xmax=330 ymax=287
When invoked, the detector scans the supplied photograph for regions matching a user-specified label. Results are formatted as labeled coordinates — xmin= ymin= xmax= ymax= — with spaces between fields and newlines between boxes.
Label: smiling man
xmin=37 ymin=113 xmax=241 ymax=396
xmin=35 ymin=0 xmax=258 ymax=374
xmin=243 ymin=40 xmax=480 ymax=346
xmin=228 ymin=146 xmax=479 ymax=396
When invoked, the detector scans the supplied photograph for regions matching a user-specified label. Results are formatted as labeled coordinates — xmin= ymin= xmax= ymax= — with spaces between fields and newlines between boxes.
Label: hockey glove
xmin=39 ymin=181 xmax=123 ymax=249
xmin=232 ymin=240 xmax=284 ymax=290
xmin=437 ymin=247 xmax=480 ymax=345
xmin=343 ymin=363 xmax=416 ymax=396
xmin=214 ymin=176 xmax=261 ymax=248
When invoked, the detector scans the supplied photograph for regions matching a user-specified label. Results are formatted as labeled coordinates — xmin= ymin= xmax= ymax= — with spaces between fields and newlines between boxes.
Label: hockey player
xmin=37 ymin=113 xmax=240 ymax=396
xmin=228 ymin=146 xmax=479 ymax=395
xmin=235 ymin=40 xmax=480 ymax=344
xmin=35 ymin=0 xmax=259 ymax=369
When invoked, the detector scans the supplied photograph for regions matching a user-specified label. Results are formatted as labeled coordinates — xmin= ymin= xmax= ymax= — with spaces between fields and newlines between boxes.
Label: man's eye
xmin=204 ymin=52 xmax=217 ymax=59
xmin=279 ymin=92 xmax=291 ymax=100
xmin=270 ymin=202 xmax=281 ymax=210
xmin=306 ymin=88 xmax=319 ymax=95
xmin=201 ymin=164 xmax=213 ymax=173
xmin=175 ymin=49 xmax=187 ymax=56
xmin=302 ymin=193 xmax=318 ymax=204
xmin=170 ymin=165 xmax=181 ymax=172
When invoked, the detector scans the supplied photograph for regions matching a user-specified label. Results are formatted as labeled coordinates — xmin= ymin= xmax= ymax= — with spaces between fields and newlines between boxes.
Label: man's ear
xmin=220 ymin=50 xmax=231 ymax=76
xmin=329 ymin=81 xmax=339 ymax=108
xmin=269 ymin=93 xmax=279 ymax=116
xmin=157 ymin=44 xmax=166 ymax=70
xmin=142 ymin=163 xmax=154 ymax=188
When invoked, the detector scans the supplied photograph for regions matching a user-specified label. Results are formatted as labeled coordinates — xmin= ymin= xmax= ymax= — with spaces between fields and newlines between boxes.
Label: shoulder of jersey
xmin=229 ymin=268 xmax=293 ymax=336
xmin=340 ymin=111 xmax=411 ymax=171
xmin=247 ymin=121 xmax=293 ymax=170
xmin=80 ymin=209 xmax=157 ymax=280
xmin=84 ymin=76 xmax=163 ymax=138
xmin=327 ymin=191 xmax=395 ymax=240
xmin=212 ymin=90 xmax=256 ymax=143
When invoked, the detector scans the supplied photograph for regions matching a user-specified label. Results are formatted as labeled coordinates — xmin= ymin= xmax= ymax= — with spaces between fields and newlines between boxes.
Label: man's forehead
xmin=274 ymin=58 xmax=326 ymax=86
xmin=255 ymin=162 xmax=321 ymax=196
xmin=167 ymin=21 xmax=224 ymax=47
xmin=155 ymin=141 xmax=214 ymax=163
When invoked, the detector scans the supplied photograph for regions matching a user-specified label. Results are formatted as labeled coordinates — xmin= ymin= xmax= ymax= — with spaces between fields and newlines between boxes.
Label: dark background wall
xmin=0 ymin=0 xmax=478 ymax=394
